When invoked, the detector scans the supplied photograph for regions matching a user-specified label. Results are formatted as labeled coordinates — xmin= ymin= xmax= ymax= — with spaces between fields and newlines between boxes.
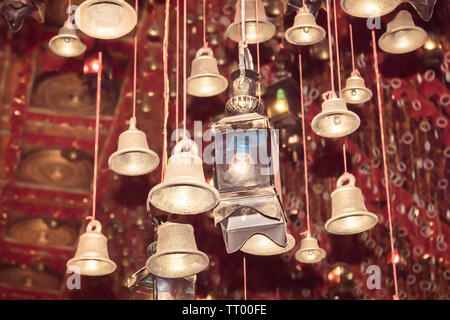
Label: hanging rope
xmin=254 ymin=0 xmax=261 ymax=100
xmin=132 ymin=0 xmax=139 ymax=120
xmin=66 ymin=0 xmax=72 ymax=25
xmin=349 ymin=24 xmax=356 ymax=72
xmin=332 ymin=0 xmax=342 ymax=96
xmin=176 ymin=0 xmax=180 ymax=141
xmin=278 ymin=0 xmax=285 ymax=49
xmin=161 ymin=0 xmax=170 ymax=180
xmin=243 ymin=255 xmax=247 ymax=300
xmin=203 ymin=0 xmax=208 ymax=48
xmin=343 ymin=143 xmax=348 ymax=173
xmin=325 ymin=0 xmax=335 ymax=94
xmin=240 ymin=0 xmax=247 ymax=44
xmin=371 ymin=30 xmax=399 ymax=300
xmin=183 ymin=0 xmax=187 ymax=135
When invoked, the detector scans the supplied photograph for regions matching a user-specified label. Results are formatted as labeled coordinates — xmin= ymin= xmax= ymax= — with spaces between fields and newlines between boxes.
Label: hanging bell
xmin=294 ymin=236 xmax=326 ymax=264
xmin=285 ymin=9 xmax=326 ymax=46
xmin=240 ymin=233 xmax=296 ymax=256
xmin=341 ymin=71 xmax=373 ymax=104
xmin=340 ymin=0 xmax=399 ymax=18
xmin=187 ymin=47 xmax=228 ymax=97
xmin=225 ymin=0 xmax=276 ymax=44
xmin=75 ymin=0 xmax=137 ymax=40
xmin=49 ymin=25 xmax=86 ymax=58
xmin=147 ymin=138 xmax=219 ymax=215
xmin=325 ymin=172 xmax=378 ymax=235
xmin=108 ymin=117 xmax=160 ymax=176
xmin=378 ymin=10 xmax=427 ymax=54
xmin=146 ymin=222 xmax=209 ymax=279
xmin=67 ymin=220 xmax=116 ymax=276
xmin=311 ymin=93 xmax=360 ymax=138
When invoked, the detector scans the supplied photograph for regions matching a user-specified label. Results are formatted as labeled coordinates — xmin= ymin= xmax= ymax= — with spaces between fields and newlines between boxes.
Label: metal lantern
xmin=285 ymin=9 xmax=326 ymax=46
xmin=49 ymin=25 xmax=87 ymax=58
xmin=341 ymin=71 xmax=373 ymax=104
xmin=378 ymin=10 xmax=427 ymax=54
xmin=75 ymin=0 xmax=137 ymax=40
xmin=325 ymin=172 xmax=378 ymax=235
xmin=295 ymin=236 xmax=326 ymax=264
xmin=0 ymin=0 xmax=45 ymax=32
xmin=340 ymin=0 xmax=399 ymax=18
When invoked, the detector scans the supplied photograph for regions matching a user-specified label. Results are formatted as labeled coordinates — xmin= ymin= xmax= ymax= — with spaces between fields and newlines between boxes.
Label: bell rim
xmin=146 ymin=249 xmax=209 ymax=278
xmin=340 ymin=0 xmax=399 ymax=18
xmin=186 ymin=74 xmax=229 ymax=97
xmin=67 ymin=257 xmax=117 ymax=276
xmin=341 ymin=86 xmax=373 ymax=104
xmin=240 ymin=233 xmax=296 ymax=256
xmin=378 ymin=26 xmax=427 ymax=54
xmin=75 ymin=0 xmax=137 ymax=40
xmin=48 ymin=34 xmax=87 ymax=58
xmin=108 ymin=147 xmax=160 ymax=176
xmin=294 ymin=246 xmax=326 ymax=263
xmin=225 ymin=20 xmax=276 ymax=44
xmin=284 ymin=24 xmax=326 ymax=46
xmin=311 ymin=109 xmax=360 ymax=138
xmin=325 ymin=211 xmax=378 ymax=235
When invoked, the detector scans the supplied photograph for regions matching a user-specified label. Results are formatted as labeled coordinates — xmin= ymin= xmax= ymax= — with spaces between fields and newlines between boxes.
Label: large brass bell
xmin=378 ymin=10 xmax=427 ymax=54
xmin=225 ymin=0 xmax=276 ymax=44
xmin=67 ymin=220 xmax=116 ymax=276
xmin=240 ymin=233 xmax=296 ymax=256
xmin=325 ymin=172 xmax=378 ymax=235
xmin=311 ymin=93 xmax=360 ymax=138
xmin=146 ymin=222 xmax=209 ymax=279
xmin=295 ymin=236 xmax=326 ymax=264
xmin=108 ymin=117 xmax=160 ymax=176
xmin=49 ymin=24 xmax=86 ymax=58
xmin=340 ymin=0 xmax=399 ymax=18
xmin=147 ymin=138 xmax=219 ymax=215
xmin=75 ymin=0 xmax=137 ymax=40
xmin=341 ymin=71 xmax=373 ymax=104
xmin=187 ymin=47 xmax=228 ymax=97
xmin=285 ymin=9 xmax=326 ymax=46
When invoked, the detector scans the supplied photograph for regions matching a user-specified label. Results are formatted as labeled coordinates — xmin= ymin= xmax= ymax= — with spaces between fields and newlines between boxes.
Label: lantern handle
xmin=86 ymin=219 xmax=102 ymax=233
xmin=173 ymin=138 xmax=199 ymax=156
xmin=195 ymin=47 xmax=214 ymax=58
xmin=336 ymin=172 xmax=356 ymax=188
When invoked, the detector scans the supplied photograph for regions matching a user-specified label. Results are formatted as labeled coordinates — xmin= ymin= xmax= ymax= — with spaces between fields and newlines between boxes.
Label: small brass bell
xmin=341 ymin=71 xmax=373 ymax=104
xmin=75 ymin=0 xmax=137 ymax=40
xmin=67 ymin=220 xmax=116 ymax=276
xmin=147 ymin=138 xmax=219 ymax=215
xmin=295 ymin=236 xmax=326 ymax=264
xmin=311 ymin=93 xmax=360 ymax=138
xmin=325 ymin=172 xmax=378 ymax=235
xmin=225 ymin=0 xmax=276 ymax=44
xmin=378 ymin=10 xmax=427 ymax=54
xmin=49 ymin=25 xmax=86 ymax=58
xmin=240 ymin=233 xmax=296 ymax=256
xmin=340 ymin=0 xmax=399 ymax=18
xmin=187 ymin=47 xmax=228 ymax=97
xmin=146 ymin=222 xmax=209 ymax=279
xmin=108 ymin=117 xmax=160 ymax=176
xmin=285 ymin=9 xmax=326 ymax=46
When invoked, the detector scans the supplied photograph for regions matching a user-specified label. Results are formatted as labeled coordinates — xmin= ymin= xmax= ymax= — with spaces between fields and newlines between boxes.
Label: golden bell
xmin=295 ymin=236 xmax=326 ymax=264
xmin=325 ymin=172 xmax=378 ymax=235
xmin=341 ymin=71 xmax=373 ymax=104
xmin=147 ymin=138 xmax=219 ymax=215
xmin=67 ymin=220 xmax=116 ymax=276
xmin=311 ymin=93 xmax=360 ymax=138
xmin=75 ymin=0 xmax=137 ymax=40
xmin=240 ymin=233 xmax=296 ymax=256
xmin=378 ymin=10 xmax=427 ymax=54
xmin=225 ymin=0 xmax=276 ymax=44
xmin=187 ymin=47 xmax=228 ymax=97
xmin=49 ymin=25 xmax=86 ymax=58
xmin=146 ymin=222 xmax=209 ymax=279
xmin=108 ymin=117 xmax=160 ymax=176
xmin=285 ymin=9 xmax=326 ymax=46
xmin=340 ymin=0 xmax=399 ymax=18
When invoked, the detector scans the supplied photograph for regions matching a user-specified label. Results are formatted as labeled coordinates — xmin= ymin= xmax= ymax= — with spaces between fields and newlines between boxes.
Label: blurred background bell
xmin=241 ymin=233 xmax=295 ymax=256
xmin=378 ymin=10 xmax=427 ymax=54
xmin=225 ymin=0 xmax=276 ymax=44
xmin=147 ymin=138 xmax=219 ymax=215
xmin=285 ymin=8 xmax=326 ymax=46
xmin=325 ymin=173 xmax=378 ymax=235
xmin=187 ymin=47 xmax=228 ymax=97
xmin=108 ymin=117 xmax=160 ymax=176
xmin=49 ymin=24 xmax=86 ymax=58
xmin=146 ymin=223 xmax=209 ymax=279
xmin=75 ymin=0 xmax=137 ymax=40
xmin=67 ymin=220 xmax=117 ymax=276
xmin=295 ymin=236 xmax=326 ymax=263
xmin=341 ymin=71 xmax=373 ymax=104
xmin=311 ymin=93 xmax=360 ymax=138
xmin=0 ymin=0 xmax=45 ymax=32
xmin=340 ymin=0 xmax=399 ymax=18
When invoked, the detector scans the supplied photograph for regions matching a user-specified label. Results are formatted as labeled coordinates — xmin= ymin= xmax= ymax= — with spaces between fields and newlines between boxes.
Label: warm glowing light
xmin=424 ymin=39 xmax=437 ymax=51
xmin=288 ymin=134 xmax=299 ymax=144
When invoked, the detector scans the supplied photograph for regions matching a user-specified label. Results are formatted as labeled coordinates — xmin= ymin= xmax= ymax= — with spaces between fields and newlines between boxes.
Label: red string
xmin=349 ymin=24 xmax=355 ymax=72
xmin=132 ymin=0 xmax=138 ymax=119
xmin=255 ymin=0 xmax=261 ymax=100
xmin=203 ymin=0 xmax=208 ymax=48
xmin=343 ymin=143 xmax=347 ymax=173
xmin=176 ymin=0 xmax=180 ymax=140
xmin=243 ymin=255 xmax=247 ymax=300
xmin=326 ymin=0 xmax=335 ymax=93
xmin=332 ymin=0 xmax=341 ymax=96
xmin=371 ymin=30 xmax=399 ymax=300
xmin=91 ymin=52 xmax=102 ymax=221
xmin=183 ymin=0 xmax=187 ymax=135
xmin=161 ymin=0 xmax=170 ymax=181
xmin=278 ymin=0 xmax=285 ymax=49
xmin=66 ymin=0 xmax=71 ymax=24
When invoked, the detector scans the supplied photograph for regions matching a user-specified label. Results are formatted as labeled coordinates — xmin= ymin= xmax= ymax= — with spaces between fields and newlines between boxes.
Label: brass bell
xmin=341 ymin=71 xmax=373 ymax=104
xmin=240 ymin=233 xmax=296 ymax=256
xmin=225 ymin=0 xmax=276 ymax=44
xmin=325 ymin=172 xmax=378 ymax=235
xmin=75 ymin=0 xmax=137 ymax=40
xmin=187 ymin=47 xmax=228 ymax=97
xmin=311 ymin=93 xmax=360 ymax=138
xmin=49 ymin=25 xmax=86 ymax=58
xmin=285 ymin=9 xmax=326 ymax=46
xmin=378 ymin=10 xmax=427 ymax=54
xmin=108 ymin=117 xmax=160 ymax=176
xmin=147 ymin=138 xmax=220 ymax=215
xmin=146 ymin=222 xmax=209 ymax=279
xmin=67 ymin=220 xmax=116 ymax=276
xmin=295 ymin=236 xmax=326 ymax=264
xmin=340 ymin=0 xmax=399 ymax=18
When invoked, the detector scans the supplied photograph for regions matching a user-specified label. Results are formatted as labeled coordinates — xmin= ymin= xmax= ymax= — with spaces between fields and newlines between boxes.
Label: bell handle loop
xmin=196 ymin=47 xmax=214 ymax=58
xmin=86 ymin=219 xmax=102 ymax=233
xmin=352 ymin=69 xmax=361 ymax=77
xmin=173 ymin=138 xmax=199 ymax=156
xmin=336 ymin=172 xmax=356 ymax=188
